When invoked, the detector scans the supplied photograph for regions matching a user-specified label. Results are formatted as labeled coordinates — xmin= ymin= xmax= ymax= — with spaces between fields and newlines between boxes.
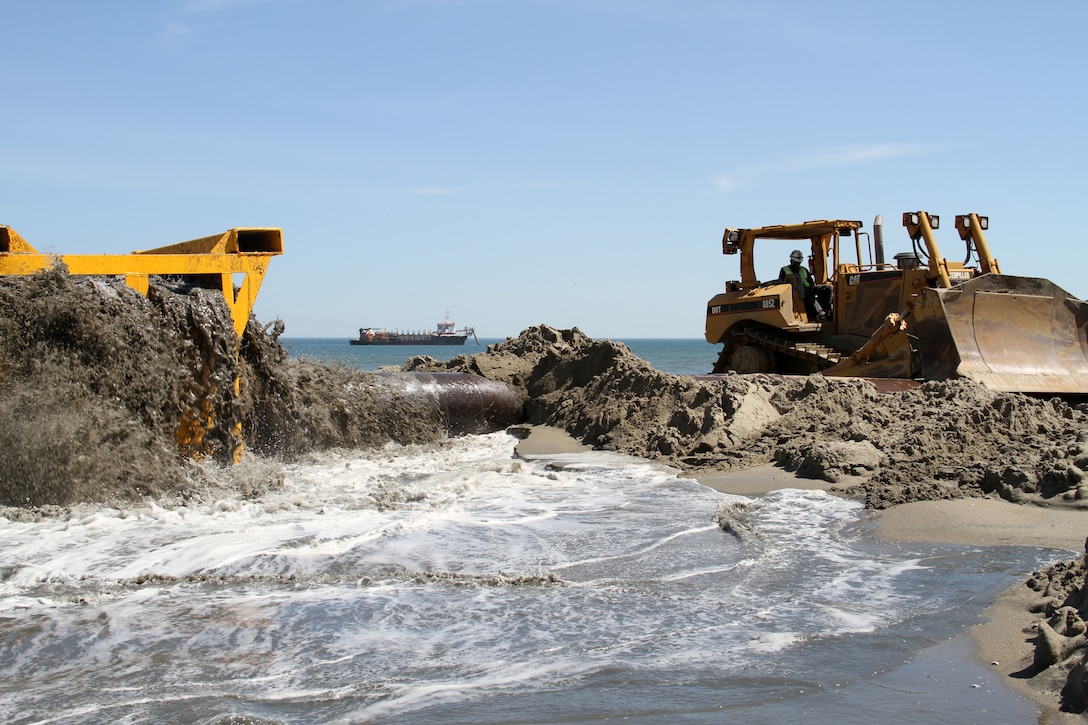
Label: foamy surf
xmin=0 ymin=432 xmax=1051 ymax=722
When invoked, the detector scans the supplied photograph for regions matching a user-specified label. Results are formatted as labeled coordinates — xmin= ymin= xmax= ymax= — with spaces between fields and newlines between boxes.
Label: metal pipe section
xmin=401 ymin=372 xmax=524 ymax=435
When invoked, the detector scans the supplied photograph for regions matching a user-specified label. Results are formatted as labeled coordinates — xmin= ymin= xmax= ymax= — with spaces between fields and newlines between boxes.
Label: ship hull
xmin=350 ymin=335 xmax=469 ymax=346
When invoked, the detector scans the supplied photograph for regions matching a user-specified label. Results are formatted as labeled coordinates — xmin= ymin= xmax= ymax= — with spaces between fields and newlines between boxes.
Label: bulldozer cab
xmin=781 ymin=273 xmax=807 ymax=317
xmin=722 ymin=219 xmax=861 ymax=293
xmin=720 ymin=219 xmax=862 ymax=328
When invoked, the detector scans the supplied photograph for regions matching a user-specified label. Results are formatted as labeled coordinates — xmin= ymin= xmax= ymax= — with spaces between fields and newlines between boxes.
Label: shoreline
xmin=515 ymin=425 xmax=1088 ymax=721
xmin=877 ymin=498 xmax=1085 ymax=723
xmin=702 ymin=467 xmax=1087 ymax=722
xmin=697 ymin=461 xmax=1087 ymax=722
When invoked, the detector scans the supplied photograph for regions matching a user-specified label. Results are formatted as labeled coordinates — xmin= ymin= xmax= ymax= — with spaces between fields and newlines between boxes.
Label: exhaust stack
xmin=874 ymin=215 xmax=885 ymax=267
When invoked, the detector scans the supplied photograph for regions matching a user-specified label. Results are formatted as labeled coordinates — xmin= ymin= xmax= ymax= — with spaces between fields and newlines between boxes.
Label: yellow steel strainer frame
xmin=0 ymin=225 xmax=283 ymax=461
xmin=0 ymin=226 xmax=283 ymax=337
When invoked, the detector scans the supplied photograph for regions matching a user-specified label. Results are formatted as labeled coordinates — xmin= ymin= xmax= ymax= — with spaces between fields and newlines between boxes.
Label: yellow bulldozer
xmin=704 ymin=211 xmax=1088 ymax=394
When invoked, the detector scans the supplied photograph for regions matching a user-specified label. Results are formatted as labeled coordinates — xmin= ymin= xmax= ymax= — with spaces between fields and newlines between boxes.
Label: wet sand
xmin=685 ymin=462 xmax=854 ymax=497
xmin=876 ymin=498 xmax=1086 ymax=552
xmin=512 ymin=425 xmax=593 ymax=457
xmin=699 ymin=462 xmax=1088 ymax=722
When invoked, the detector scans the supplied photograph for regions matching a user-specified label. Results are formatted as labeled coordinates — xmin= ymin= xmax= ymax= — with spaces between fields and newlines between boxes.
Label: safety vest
xmin=779 ymin=264 xmax=813 ymax=291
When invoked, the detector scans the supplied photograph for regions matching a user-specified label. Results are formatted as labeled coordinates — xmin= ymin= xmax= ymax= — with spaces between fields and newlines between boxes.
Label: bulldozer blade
xmin=912 ymin=275 xmax=1088 ymax=394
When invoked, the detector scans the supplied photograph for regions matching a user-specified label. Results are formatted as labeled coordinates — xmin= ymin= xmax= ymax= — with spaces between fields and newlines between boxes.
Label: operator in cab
xmin=779 ymin=250 xmax=826 ymax=321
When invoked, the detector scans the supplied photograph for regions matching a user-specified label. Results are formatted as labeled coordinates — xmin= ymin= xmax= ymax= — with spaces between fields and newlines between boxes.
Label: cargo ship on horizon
xmin=350 ymin=318 xmax=478 ymax=346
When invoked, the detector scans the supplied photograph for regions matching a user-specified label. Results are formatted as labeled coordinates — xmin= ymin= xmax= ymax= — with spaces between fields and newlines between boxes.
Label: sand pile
xmin=406 ymin=324 xmax=1088 ymax=509
xmin=239 ymin=321 xmax=445 ymax=458
xmin=0 ymin=269 xmax=447 ymax=508
xmin=13 ymin=272 xmax=1076 ymax=515
xmin=0 ymin=269 xmax=218 ymax=507
xmin=1018 ymin=552 xmax=1088 ymax=713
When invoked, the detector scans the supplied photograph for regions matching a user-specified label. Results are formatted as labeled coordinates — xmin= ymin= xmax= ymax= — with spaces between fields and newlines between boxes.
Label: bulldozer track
xmin=716 ymin=327 xmax=845 ymax=374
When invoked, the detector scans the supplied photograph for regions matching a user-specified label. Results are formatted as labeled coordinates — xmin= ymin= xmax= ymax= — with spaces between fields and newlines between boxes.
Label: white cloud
xmin=382 ymin=0 xmax=479 ymax=8
xmin=796 ymin=142 xmax=946 ymax=168
xmin=183 ymin=0 xmax=287 ymax=12
xmin=159 ymin=0 xmax=289 ymax=46
xmin=712 ymin=142 xmax=948 ymax=192
xmin=155 ymin=21 xmax=193 ymax=46
xmin=399 ymin=186 xmax=463 ymax=195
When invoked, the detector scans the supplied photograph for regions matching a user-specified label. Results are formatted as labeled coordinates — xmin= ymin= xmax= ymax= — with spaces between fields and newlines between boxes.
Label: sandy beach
xmin=517 ymin=425 xmax=1088 ymax=722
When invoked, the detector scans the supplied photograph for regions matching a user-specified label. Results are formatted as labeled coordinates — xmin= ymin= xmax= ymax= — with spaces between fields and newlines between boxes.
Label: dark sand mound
xmin=407 ymin=324 xmax=1088 ymax=509
xmin=0 ymin=269 xmax=446 ymax=508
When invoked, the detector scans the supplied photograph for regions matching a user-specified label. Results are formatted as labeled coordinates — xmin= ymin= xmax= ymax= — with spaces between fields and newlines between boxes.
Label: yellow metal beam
xmin=902 ymin=211 xmax=952 ymax=289
xmin=955 ymin=213 xmax=1001 ymax=274
xmin=0 ymin=226 xmax=37 ymax=254
xmin=0 ymin=226 xmax=283 ymax=338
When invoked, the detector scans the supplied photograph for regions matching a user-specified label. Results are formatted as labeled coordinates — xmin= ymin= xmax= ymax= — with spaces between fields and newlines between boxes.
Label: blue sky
xmin=3 ymin=0 xmax=1085 ymax=339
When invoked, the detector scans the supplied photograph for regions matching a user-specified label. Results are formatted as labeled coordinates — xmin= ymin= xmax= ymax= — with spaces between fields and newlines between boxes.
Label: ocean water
xmin=283 ymin=337 xmax=716 ymax=376
xmin=0 ymin=340 xmax=1071 ymax=722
